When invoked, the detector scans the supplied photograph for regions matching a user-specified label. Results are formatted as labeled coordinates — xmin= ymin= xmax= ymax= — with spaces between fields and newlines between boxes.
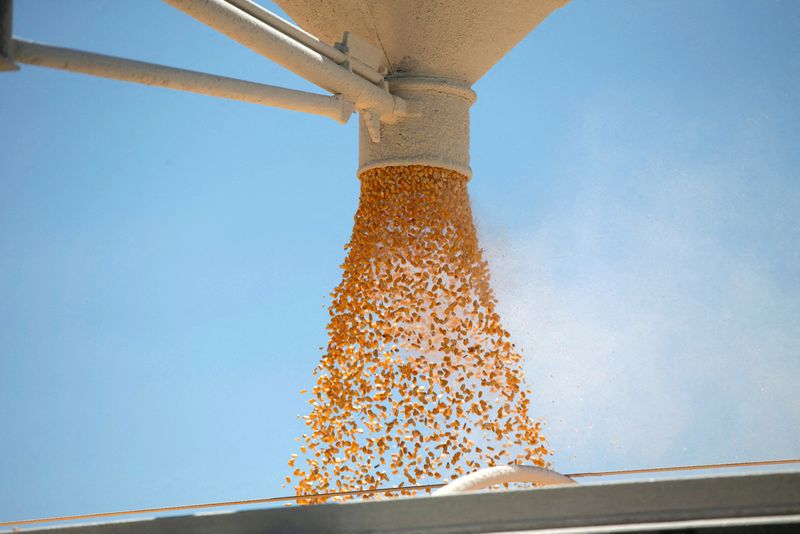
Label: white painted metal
xmin=12 ymin=39 xmax=353 ymax=123
xmin=432 ymin=466 xmax=577 ymax=496
xmin=7 ymin=0 xmax=571 ymax=167
xmin=358 ymin=76 xmax=476 ymax=178
xmin=163 ymin=0 xmax=405 ymax=123
xmin=272 ymin=0 xmax=570 ymax=85
xmin=334 ymin=32 xmax=387 ymax=74
xmin=223 ymin=0 xmax=385 ymax=85
xmin=271 ymin=0 xmax=570 ymax=177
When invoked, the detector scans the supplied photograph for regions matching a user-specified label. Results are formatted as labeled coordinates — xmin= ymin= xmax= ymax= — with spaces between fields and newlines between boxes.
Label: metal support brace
xmin=225 ymin=0 xmax=385 ymax=86
xmin=1 ymin=0 xmax=402 ymax=132
xmin=9 ymin=38 xmax=354 ymax=123
xmin=361 ymin=111 xmax=381 ymax=143
xmin=0 ymin=0 xmax=17 ymax=71
xmin=163 ymin=0 xmax=404 ymax=125
xmin=335 ymin=32 xmax=388 ymax=76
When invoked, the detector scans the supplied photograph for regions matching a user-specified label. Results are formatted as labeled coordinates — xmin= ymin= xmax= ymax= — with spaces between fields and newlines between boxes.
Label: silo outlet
xmin=358 ymin=76 xmax=476 ymax=179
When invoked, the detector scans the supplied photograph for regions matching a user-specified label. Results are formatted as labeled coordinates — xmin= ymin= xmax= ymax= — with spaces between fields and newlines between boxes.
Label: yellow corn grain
xmin=288 ymin=166 xmax=548 ymax=503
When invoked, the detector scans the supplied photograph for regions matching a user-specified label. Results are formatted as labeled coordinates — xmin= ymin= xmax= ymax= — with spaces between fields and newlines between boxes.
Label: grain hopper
xmin=1 ymin=0 xmax=567 ymax=180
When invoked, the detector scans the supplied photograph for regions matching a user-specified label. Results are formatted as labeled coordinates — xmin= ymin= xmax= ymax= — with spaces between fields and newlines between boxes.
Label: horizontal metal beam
xmin=11 ymin=39 xmax=353 ymax=123
xmin=223 ymin=0 xmax=385 ymax=85
xmin=163 ymin=0 xmax=405 ymax=123
xmin=9 ymin=472 xmax=800 ymax=533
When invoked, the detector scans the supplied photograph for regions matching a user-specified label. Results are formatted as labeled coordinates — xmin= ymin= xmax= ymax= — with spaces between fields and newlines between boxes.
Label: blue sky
xmin=1 ymin=0 xmax=798 ymax=526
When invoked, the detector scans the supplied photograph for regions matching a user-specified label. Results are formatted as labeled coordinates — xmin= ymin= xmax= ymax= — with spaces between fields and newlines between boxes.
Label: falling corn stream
xmin=287 ymin=166 xmax=547 ymax=502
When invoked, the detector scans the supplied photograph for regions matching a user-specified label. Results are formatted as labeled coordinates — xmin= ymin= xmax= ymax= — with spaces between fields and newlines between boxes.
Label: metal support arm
xmin=163 ymin=0 xmax=405 ymax=123
xmin=223 ymin=0 xmax=385 ymax=85
xmin=0 ymin=0 xmax=16 ymax=71
xmin=10 ymin=39 xmax=353 ymax=123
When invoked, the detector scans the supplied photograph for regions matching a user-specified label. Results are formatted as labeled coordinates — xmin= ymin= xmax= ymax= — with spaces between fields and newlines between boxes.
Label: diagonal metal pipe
xmin=163 ymin=0 xmax=404 ymax=123
xmin=223 ymin=0 xmax=385 ymax=85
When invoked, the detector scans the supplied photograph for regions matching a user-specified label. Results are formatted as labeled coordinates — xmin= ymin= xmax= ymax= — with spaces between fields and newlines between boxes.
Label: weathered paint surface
xmin=273 ymin=0 xmax=569 ymax=84
xmin=273 ymin=1 xmax=569 ymax=176
xmin=359 ymin=78 xmax=476 ymax=177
